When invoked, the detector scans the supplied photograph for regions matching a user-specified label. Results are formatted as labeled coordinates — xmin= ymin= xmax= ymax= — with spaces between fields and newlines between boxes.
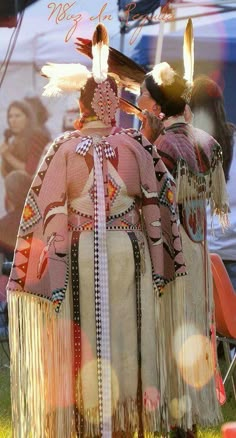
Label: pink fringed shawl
xmin=7 ymin=129 xmax=186 ymax=311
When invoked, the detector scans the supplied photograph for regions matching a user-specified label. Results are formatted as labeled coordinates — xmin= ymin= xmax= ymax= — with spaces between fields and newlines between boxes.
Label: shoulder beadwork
xmin=54 ymin=130 xmax=81 ymax=145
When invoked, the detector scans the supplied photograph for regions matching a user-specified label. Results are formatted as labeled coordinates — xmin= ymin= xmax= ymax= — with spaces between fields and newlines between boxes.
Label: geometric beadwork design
xmin=120 ymin=219 xmax=133 ymax=229
xmin=20 ymin=191 xmax=42 ymax=233
xmin=127 ymin=232 xmax=143 ymax=435
xmin=82 ymin=220 xmax=93 ymax=231
xmin=158 ymin=177 xmax=176 ymax=215
xmin=32 ymin=130 xmax=81 ymax=197
xmin=12 ymin=232 xmax=34 ymax=289
xmin=52 ymin=263 xmax=69 ymax=313
xmin=89 ymin=182 xmax=95 ymax=204
xmin=91 ymin=81 xmax=119 ymax=126
xmin=93 ymin=144 xmax=113 ymax=436
xmin=107 ymin=174 xmax=121 ymax=205
xmin=70 ymin=231 xmax=84 ymax=434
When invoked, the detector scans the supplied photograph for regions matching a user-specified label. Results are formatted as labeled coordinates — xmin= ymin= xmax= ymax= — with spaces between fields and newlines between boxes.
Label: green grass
xmin=0 ymin=346 xmax=235 ymax=437
xmin=196 ymin=356 xmax=236 ymax=438
xmin=0 ymin=344 xmax=11 ymax=438
xmin=197 ymin=355 xmax=236 ymax=437
xmin=198 ymin=398 xmax=236 ymax=437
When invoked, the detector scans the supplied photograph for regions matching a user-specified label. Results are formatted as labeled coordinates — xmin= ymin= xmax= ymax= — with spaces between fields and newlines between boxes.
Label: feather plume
xmin=183 ymin=18 xmax=194 ymax=84
xmin=92 ymin=23 xmax=109 ymax=83
xmin=119 ymin=97 xmax=142 ymax=119
xmin=76 ymin=37 xmax=145 ymax=92
xmin=149 ymin=62 xmax=175 ymax=86
xmin=41 ymin=63 xmax=91 ymax=96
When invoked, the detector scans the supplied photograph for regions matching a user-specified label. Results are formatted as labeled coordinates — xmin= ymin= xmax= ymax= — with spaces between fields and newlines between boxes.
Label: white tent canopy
xmin=0 ymin=0 xmax=126 ymax=64
xmin=0 ymin=0 xmax=129 ymax=140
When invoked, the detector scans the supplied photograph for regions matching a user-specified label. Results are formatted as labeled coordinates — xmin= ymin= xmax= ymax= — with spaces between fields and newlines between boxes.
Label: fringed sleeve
xmin=173 ymin=142 xmax=229 ymax=228
xmin=7 ymin=133 xmax=70 ymax=312
xmin=209 ymin=143 xmax=229 ymax=227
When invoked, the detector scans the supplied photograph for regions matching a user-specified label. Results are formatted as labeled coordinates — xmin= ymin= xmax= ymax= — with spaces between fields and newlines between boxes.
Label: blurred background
xmin=0 ymin=1 xmax=236 ymax=435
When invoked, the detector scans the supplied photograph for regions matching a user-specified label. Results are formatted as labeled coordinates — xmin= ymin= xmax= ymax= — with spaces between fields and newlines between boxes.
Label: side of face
xmin=137 ymin=82 xmax=161 ymax=116
xmin=8 ymin=106 xmax=28 ymax=135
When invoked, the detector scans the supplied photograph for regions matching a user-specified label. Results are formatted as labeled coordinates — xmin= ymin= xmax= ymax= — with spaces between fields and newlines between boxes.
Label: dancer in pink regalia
xmin=7 ymin=24 xmax=186 ymax=438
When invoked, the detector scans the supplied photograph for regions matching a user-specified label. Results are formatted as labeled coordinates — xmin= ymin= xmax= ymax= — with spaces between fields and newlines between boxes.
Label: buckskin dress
xmin=153 ymin=119 xmax=228 ymax=431
xmin=7 ymin=123 xmax=186 ymax=438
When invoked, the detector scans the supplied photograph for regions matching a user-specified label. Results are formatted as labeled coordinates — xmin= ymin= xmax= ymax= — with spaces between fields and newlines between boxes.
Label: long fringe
xmin=175 ymin=160 xmax=229 ymax=227
xmin=155 ymin=276 xmax=186 ymax=433
xmin=210 ymin=162 xmax=229 ymax=227
xmin=155 ymin=240 xmax=223 ymax=431
xmin=8 ymin=292 xmax=161 ymax=437
xmin=8 ymin=292 xmax=75 ymax=438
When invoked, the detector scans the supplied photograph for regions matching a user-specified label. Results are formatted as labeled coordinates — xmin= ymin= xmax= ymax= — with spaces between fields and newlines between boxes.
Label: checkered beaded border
xmin=127 ymin=232 xmax=144 ymax=438
xmin=93 ymin=146 xmax=113 ymax=437
xmin=71 ymin=231 xmax=84 ymax=436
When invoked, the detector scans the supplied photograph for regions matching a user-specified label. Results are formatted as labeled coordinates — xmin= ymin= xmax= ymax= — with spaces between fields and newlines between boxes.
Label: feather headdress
xmin=41 ymin=24 xmax=110 ymax=97
xmin=75 ymin=37 xmax=145 ymax=93
xmin=41 ymin=63 xmax=91 ymax=96
xmin=119 ymin=97 xmax=142 ymax=119
xmin=148 ymin=62 xmax=175 ymax=86
xmin=41 ymin=23 xmax=121 ymax=126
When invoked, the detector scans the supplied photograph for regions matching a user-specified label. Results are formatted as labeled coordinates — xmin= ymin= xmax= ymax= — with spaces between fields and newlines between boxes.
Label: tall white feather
xmin=92 ymin=24 xmax=109 ymax=84
xmin=183 ymin=18 xmax=194 ymax=84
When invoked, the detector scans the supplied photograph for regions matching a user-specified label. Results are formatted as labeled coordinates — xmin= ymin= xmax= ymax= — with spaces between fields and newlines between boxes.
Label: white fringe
xmin=8 ymin=292 xmax=75 ymax=438
xmin=175 ymin=160 xmax=229 ymax=228
xmin=210 ymin=162 xmax=229 ymax=227
xmin=155 ymin=239 xmax=223 ymax=431
xmin=155 ymin=276 xmax=186 ymax=433
xmin=8 ymin=292 xmax=161 ymax=437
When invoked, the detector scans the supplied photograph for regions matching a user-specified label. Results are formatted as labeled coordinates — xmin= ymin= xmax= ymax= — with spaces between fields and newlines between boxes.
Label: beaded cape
xmin=7 ymin=128 xmax=186 ymax=312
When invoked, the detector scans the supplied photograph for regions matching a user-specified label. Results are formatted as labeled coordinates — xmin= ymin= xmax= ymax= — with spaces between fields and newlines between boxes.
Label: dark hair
xmin=7 ymin=100 xmax=35 ymax=122
xmin=80 ymin=76 xmax=118 ymax=116
xmin=190 ymin=75 xmax=235 ymax=181
xmin=145 ymin=72 xmax=187 ymax=118
xmin=24 ymin=96 xmax=49 ymax=126
xmin=6 ymin=100 xmax=36 ymax=141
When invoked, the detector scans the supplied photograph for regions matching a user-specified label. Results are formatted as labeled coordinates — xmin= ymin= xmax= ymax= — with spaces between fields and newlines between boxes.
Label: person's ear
xmin=184 ymin=104 xmax=193 ymax=123
xmin=79 ymin=100 xmax=85 ymax=112
xmin=152 ymin=103 xmax=161 ymax=116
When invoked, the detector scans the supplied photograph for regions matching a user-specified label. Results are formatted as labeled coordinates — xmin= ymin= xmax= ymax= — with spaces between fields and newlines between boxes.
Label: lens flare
xmin=143 ymin=386 xmax=160 ymax=411
xmin=169 ymin=394 xmax=192 ymax=420
xmin=43 ymin=320 xmax=93 ymax=409
xmin=174 ymin=324 xmax=215 ymax=388
xmin=76 ymin=358 xmax=119 ymax=423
